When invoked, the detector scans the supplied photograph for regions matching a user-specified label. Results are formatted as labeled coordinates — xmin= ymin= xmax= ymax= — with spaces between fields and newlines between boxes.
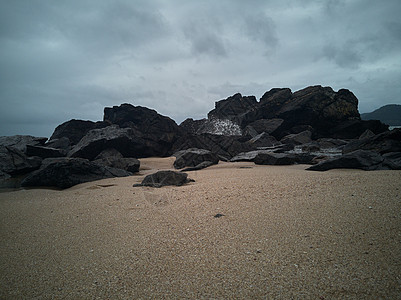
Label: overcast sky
xmin=1 ymin=0 xmax=400 ymax=137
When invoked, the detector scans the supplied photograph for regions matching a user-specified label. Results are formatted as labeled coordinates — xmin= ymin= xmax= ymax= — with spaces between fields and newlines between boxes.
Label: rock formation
xmin=21 ymin=158 xmax=131 ymax=189
xmin=173 ymin=148 xmax=219 ymax=169
xmin=1 ymin=85 xmax=400 ymax=188
xmin=134 ymin=170 xmax=193 ymax=188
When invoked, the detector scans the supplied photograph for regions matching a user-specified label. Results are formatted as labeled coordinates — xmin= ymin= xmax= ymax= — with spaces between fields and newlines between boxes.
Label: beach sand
xmin=1 ymin=158 xmax=400 ymax=299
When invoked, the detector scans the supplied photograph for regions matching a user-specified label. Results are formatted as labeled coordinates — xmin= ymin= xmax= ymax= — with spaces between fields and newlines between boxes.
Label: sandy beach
xmin=1 ymin=158 xmax=400 ymax=299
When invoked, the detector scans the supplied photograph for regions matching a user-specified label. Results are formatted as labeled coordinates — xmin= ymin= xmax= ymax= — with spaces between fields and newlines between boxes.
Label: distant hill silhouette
xmin=361 ymin=104 xmax=401 ymax=126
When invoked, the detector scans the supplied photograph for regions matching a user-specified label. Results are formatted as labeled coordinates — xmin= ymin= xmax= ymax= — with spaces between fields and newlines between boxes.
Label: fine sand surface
xmin=1 ymin=158 xmax=400 ymax=299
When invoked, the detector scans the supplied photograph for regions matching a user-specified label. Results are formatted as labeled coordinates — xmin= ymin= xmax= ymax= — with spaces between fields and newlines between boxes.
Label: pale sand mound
xmin=0 ymin=159 xmax=400 ymax=299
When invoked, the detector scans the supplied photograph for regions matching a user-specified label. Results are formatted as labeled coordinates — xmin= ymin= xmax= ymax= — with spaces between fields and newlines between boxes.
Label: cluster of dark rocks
xmin=1 ymin=85 xmax=400 ymax=189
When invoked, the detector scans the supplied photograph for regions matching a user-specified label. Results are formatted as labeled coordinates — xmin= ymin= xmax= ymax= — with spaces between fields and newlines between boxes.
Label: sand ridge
xmin=0 ymin=159 xmax=400 ymax=299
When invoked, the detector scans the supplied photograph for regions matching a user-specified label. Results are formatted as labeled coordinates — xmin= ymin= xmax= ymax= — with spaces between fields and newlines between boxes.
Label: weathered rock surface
xmin=49 ymin=119 xmax=108 ymax=146
xmin=343 ymin=128 xmax=401 ymax=155
xmin=246 ymin=132 xmax=279 ymax=148
xmin=21 ymin=158 xmax=131 ymax=189
xmin=172 ymin=133 xmax=252 ymax=161
xmin=244 ymin=118 xmax=284 ymax=136
xmin=94 ymin=148 xmax=124 ymax=160
xmin=280 ymin=130 xmax=312 ymax=145
xmin=103 ymin=104 xmax=181 ymax=152
xmin=205 ymin=86 xmax=388 ymax=139
xmin=68 ymin=125 xmax=145 ymax=160
xmin=173 ymin=148 xmax=219 ymax=169
xmin=94 ymin=157 xmax=140 ymax=173
xmin=307 ymin=150 xmax=399 ymax=171
xmin=0 ymin=146 xmax=42 ymax=175
xmin=208 ymin=93 xmax=259 ymax=127
xmin=179 ymin=118 xmax=208 ymax=135
xmin=230 ymin=150 xmax=271 ymax=162
xmin=0 ymin=135 xmax=47 ymax=152
xmin=26 ymin=145 xmax=66 ymax=158
xmin=254 ymin=152 xmax=315 ymax=165
xmin=134 ymin=170 xmax=193 ymax=188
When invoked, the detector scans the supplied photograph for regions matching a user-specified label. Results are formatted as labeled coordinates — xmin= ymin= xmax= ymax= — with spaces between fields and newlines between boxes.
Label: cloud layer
xmin=1 ymin=0 xmax=400 ymax=137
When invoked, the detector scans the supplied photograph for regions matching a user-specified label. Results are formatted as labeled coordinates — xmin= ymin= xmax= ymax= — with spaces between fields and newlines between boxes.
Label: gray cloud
xmin=1 ymin=0 xmax=400 ymax=137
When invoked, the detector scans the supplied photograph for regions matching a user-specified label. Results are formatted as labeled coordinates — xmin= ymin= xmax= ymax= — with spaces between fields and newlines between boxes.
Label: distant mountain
xmin=361 ymin=104 xmax=401 ymax=126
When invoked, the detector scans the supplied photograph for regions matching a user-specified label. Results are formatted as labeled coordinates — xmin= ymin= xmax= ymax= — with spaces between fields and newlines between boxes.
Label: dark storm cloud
xmin=0 ymin=0 xmax=400 ymax=137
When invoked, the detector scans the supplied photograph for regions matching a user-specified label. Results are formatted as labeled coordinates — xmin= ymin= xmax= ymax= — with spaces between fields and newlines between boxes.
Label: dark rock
xmin=94 ymin=157 xmax=140 ymax=173
xmin=359 ymin=129 xmax=376 ymax=140
xmin=179 ymin=118 xmax=208 ymax=135
xmin=21 ymin=158 xmax=131 ymax=189
xmin=281 ymin=130 xmax=312 ymax=145
xmin=301 ymin=142 xmax=321 ymax=153
xmin=174 ymin=148 xmax=219 ymax=169
xmin=26 ymin=145 xmax=66 ymax=158
xmin=0 ymin=170 xmax=10 ymax=180
xmin=254 ymin=152 xmax=298 ymax=165
xmin=315 ymin=138 xmax=348 ymax=149
xmin=246 ymin=132 xmax=279 ymax=148
xmin=214 ymin=213 xmax=225 ymax=218
xmin=181 ymin=161 xmax=216 ymax=172
xmin=307 ymin=150 xmax=393 ymax=171
xmin=230 ymin=150 xmax=271 ymax=162
xmin=244 ymin=118 xmax=284 ymax=137
xmin=94 ymin=148 xmax=124 ymax=160
xmin=258 ymin=86 xmax=389 ymax=139
xmin=172 ymin=133 xmax=253 ymax=160
xmin=207 ymin=93 xmax=259 ymax=127
xmin=0 ymin=135 xmax=47 ymax=153
xmin=343 ymin=128 xmax=401 ymax=155
xmin=382 ymin=152 xmax=401 ymax=169
xmin=0 ymin=146 xmax=42 ymax=175
xmin=49 ymin=119 xmax=108 ymax=146
xmin=330 ymin=119 xmax=389 ymax=139
xmin=134 ymin=170 xmax=193 ymax=188
xmin=259 ymin=88 xmax=293 ymax=111
xmin=68 ymin=125 xmax=147 ymax=160
xmin=45 ymin=137 xmax=71 ymax=151
xmin=253 ymin=151 xmax=316 ymax=165
xmin=103 ymin=104 xmax=181 ymax=153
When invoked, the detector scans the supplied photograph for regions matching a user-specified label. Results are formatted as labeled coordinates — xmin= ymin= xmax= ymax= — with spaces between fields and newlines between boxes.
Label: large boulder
xmin=179 ymin=118 xmax=208 ymax=135
xmin=343 ymin=128 xmax=401 ymax=155
xmin=230 ymin=150 xmax=271 ymax=162
xmin=207 ymin=93 xmax=259 ymax=127
xmin=103 ymin=103 xmax=181 ymax=150
xmin=134 ymin=170 xmax=193 ymax=188
xmin=172 ymin=133 xmax=253 ymax=161
xmin=173 ymin=148 xmax=219 ymax=169
xmin=0 ymin=135 xmax=47 ymax=153
xmin=329 ymin=119 xmax=388 ymax=139
xmin=49 ymin=119 xmax=108 ymax=146
xmin=68 ymin=125 xmax=147 ymax=160
xmin=259 ymin=86 xmax=362 ymax=138
xmin=93 ymin=157 xmax=140 ymax=173
xmin=280 ymin=130 xmax=312 ymax=146
xmin=307 ymin=150 xmax=398 ymax=171
xmin=254 ymin=152 xmax=315 ymax=165
xmin=0 ymin=146 xmax=42 ymax=175
xmin=244 ymin=118 xmax=284 ymax=136
xmin=21 ymin=158 xmax=131 ymax=189
xmin=26 ymin=145 xmax=66 ymax=158
xmin=246 ymin=132 xmax=279 ymax=148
